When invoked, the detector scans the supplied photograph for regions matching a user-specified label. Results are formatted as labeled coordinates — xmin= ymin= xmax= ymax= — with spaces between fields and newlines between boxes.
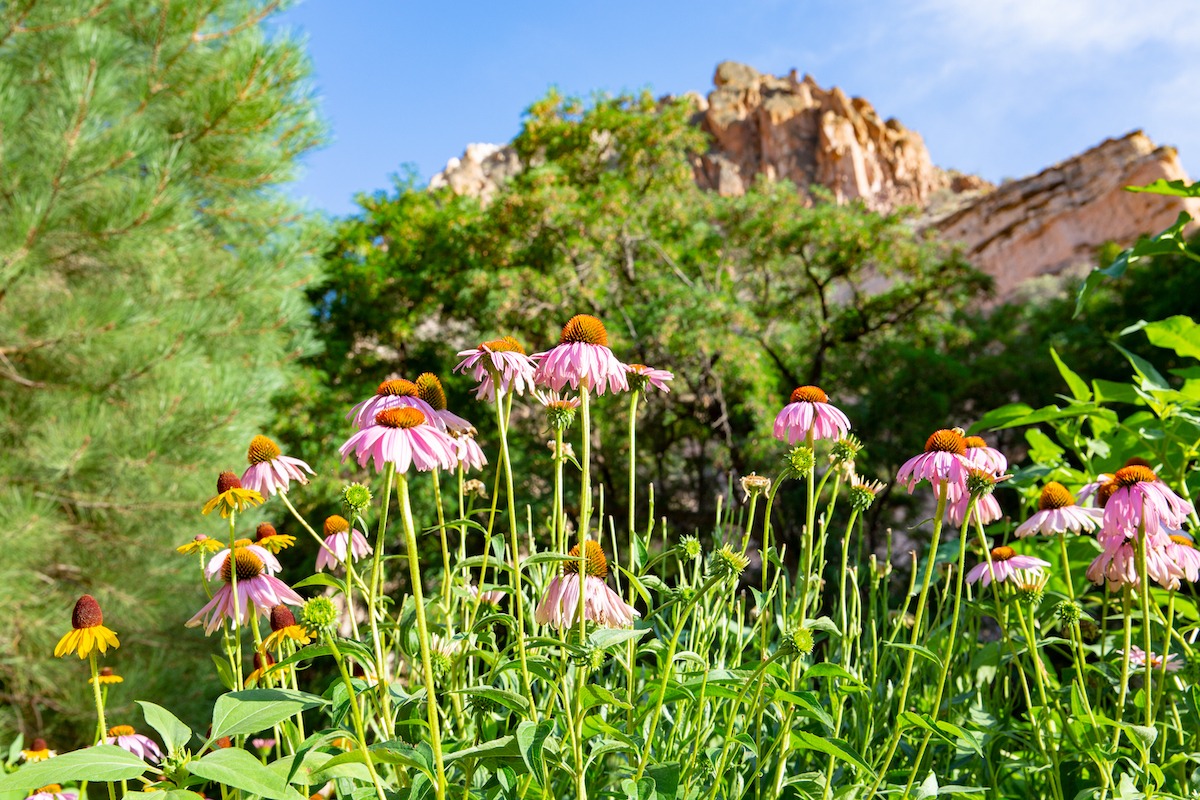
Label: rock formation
xmin=428 ymin=62 xmax=1197 ymax=298
xmin=931 ymin=131 xmax=1199 ymax=297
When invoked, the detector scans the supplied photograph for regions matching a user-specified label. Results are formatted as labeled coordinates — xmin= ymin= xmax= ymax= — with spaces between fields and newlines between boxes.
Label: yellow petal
xmin=54 ymin=630 xmax=76 ymax=658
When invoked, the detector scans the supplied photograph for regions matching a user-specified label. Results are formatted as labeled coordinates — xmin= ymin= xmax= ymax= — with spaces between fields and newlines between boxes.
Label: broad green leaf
xmin=444 ymin=735 xmax=523 ymax=765
xmin=1092 ymin=379 xmax=1143 ymax=405
xmin=1025 ymin=428 xmax=1064 ymax=466
xmin=789 ymin=731 xmax=875 ymax=779
xmin=124 ymin=792 xmax=205 ymax=800
xmin=1112 ymin=343 xmax=1170 ymax=392
xmin=515 ymin=720 xmax=553 ymax=778
xmin=1077 ymin=212 xmax=1192 ymax=316
xmin=971 ymin=403 xmax=1034 ymax=433
xmin=1050 ymin=347 xmax=1091 ymax=401
xmin=885 ymin=642 xmax=944 ymax=670
xmin=1125 ymin=178 xmax=1200 ymax=198
xmin=645 ymin=762 xmax=680 ymax=800
xmin=209 ymin=689 xmax=327 ymax=742
xmin=803 ymin=662 xmax=864 ymax=686
xmin=450 ymin=685 xmax=530 ymax=715
xmin=0 ymin=745 xmax=151 ymax=790
xmin=293 ymin=573 xmax=347 ymax=593
xmin=137 ymin=701 xmax=193 ymax=756
xmin=590 ymin=626 xmax=652 ymax=650
xmin=580 ymin=683 xmax=632 ymax=711
xmin=1138 ymin=316 xmax=1200 ymax=361
xmin=188 ymin=748 xmax=305 ymax=800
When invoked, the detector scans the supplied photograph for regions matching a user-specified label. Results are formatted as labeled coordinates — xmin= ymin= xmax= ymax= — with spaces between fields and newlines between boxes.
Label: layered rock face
xmin=932 ymin=132 xmax=1200 ymax=297
xmin=694 ymin=61 xmax=948 ymax=212
xmin=428 ymin=61 xmax=1196 ymax=298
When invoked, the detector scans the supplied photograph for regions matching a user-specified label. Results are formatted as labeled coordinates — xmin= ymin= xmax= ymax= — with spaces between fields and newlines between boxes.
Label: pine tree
xmin=0 ymin=0 xmax=323 ymax=742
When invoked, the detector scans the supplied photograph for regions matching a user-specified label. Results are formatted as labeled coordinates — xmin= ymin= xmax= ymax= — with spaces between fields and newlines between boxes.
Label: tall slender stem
xmin=88 ymin=653 xmax=107 ymax=744
xmin=432 ymin=468 xmax=452 ymax=609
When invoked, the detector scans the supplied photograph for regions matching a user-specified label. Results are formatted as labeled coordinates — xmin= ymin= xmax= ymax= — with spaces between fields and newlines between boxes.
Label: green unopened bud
xmin=544 ymin=403 xmax=577 ymax=432
xmin=469 ymin=693 xmax=499 ymax=715
xmin=830 ymin=435 xmax=864 ymax=466
xmin=784 ymin=446 xmax=815 ymax=479
xmin=341 ymin=483 xmax=373 ymax=515
xmin=782 ymin=627 xmax=814 ymax=658
xmin=570 ymin=644 xmax=607 ymax=672
xmin=708 ymin=544 xmax=750 ymax=583
xmin=1054 ymin=600 xmax=1082 ymax=626
xmin=849 ymin=475 xmax=885 ymax=513
xmin=301 ymin=597 xmax=338 ymax=630
xmin=677 ymin=535 xmax=702 ymax=560
xmin=1014 ymin=573 xmax=1047 ymax=607
xmin=966 ymin=469 xmax=997 ymax=499
xmin=430 ymin=652 xmax=452 ymax=682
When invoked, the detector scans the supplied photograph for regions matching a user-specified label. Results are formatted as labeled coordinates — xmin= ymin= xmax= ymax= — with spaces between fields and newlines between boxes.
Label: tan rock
xmin=932 ymin=131 xmax=1200 ymax=298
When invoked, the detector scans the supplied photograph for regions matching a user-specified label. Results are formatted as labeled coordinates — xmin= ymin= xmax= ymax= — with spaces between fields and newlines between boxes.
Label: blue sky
xmin=276 ymin=0 xmax=1200 ymax=217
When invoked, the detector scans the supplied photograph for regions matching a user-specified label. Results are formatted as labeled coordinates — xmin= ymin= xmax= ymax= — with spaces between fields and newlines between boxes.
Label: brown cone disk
xmin=72 ymin=595 xmax=103 ymax=629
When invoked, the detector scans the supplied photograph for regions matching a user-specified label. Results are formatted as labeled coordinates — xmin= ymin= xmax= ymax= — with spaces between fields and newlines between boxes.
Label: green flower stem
xmin=279 ymin=492 xmax=372 ymax=597
xmin=467 ymin=391 xmax=510 ymax=633
xmin=757 ymin=474 xmax=786 ymax=661
xmin=1155 ymin=590 xmax=1178 ymax=762
xmin=364 ymin=461 xmax=395 ymax=736
xmin=1112 ymin=589 xmax=1135 ymax=751
xmin=396 ymin=473 xmax=448 ymax=800
xmin=328 ymin=636 xmax=389 ymax=800
xmin=798 ymin=431 xmax=817 ymax=626
xmin=1058 ymin=532 xmax=1076 ymax=602
xmin=866 ymin=478 xmax=949 ymax=798
xmin=431 ymin=468 xmax=452 ymax=608
xmin=1012 ymin=601 xmax=1065 ymax=800
xmin=1135 ymin=527 xmax=1156 ymax=785
xmin=227 ymin=510 xmax=244 ymax=692
xmin=492 ymin=388 xmax=537 ymax=719
xmin=88 ymin=652 xmax=107 ymax=744
xmin=906 ymin=498 xmax=977 ymax=791
xmin=702 ymin=653 xmax=788 ymax=800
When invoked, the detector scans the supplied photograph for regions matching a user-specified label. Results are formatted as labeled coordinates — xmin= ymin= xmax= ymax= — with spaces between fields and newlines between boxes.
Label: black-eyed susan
xmin=88 ymin=666 xmax=123 ymax=686
xmin=245 ymin=651 xmax=275 ymax=687
xmin=54 ymin=596 xmax=119 ymax=659
xmin=176 ymin=533 xmax=223 ymax=556
xmin=19 ymin=738 xmax=55 ymax=762
xmin=255 ymin=522 xmax=296 ymax=554
xmin=201 ymin=471 xmax=263 ymax=518
xmin=262 ymin=604 xmax=312 ymax=650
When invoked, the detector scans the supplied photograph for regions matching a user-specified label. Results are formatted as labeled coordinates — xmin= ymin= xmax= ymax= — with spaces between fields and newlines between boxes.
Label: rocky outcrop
xmin=427 ymin=143 xmax=521 ymax=206
xmin=932 ymin=132 xmax=1200 ymax=298
xmin=695 ymin=61 xmax=950 ymax=212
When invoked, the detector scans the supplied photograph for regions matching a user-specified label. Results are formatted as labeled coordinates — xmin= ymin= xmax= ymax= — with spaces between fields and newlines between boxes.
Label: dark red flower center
xmin=924 ymin=429 xmax=966 ymax=455
xmin=31 ymin=739 xmax=47 ymax=751
xmin=247 ymin=435 xmax=281 ymax=465
xmin=72 ymin=595 xmax=103 ymax=630
xmin=375 ymin=407 xmax=425 ymax=429
xmin=560 ymin=314 xmax=608 ymax=346
xmin=789 ymin=385 xmax=829 ymax=404
xmin=270 ymin=604 xmax=297 ymax=631
xmin=253 ymin=651 xmax=274 ymax=671
xmin=1038 ymin=482 xmax=1075 ymax=510
xmin=256 ymin=522 xmax=278 ymax=541
xmin=216 ymin=471 xmax=242 ymax=494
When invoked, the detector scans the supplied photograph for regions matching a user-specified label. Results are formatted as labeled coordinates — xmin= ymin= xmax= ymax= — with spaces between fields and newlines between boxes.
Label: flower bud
xmin=341 ymin=483 xmax=373 ymax=515
xmin=301 ymin=597 xmax=338 ymax=630
xmin=783 ymin=446 xmax=815 ymax=479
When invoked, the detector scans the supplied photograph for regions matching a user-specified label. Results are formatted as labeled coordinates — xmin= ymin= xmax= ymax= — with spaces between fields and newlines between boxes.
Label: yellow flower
xmin=255 ymin=522 xmax=296 ymax=554
xmin=89 ymin=666 xmax=123 ymax=685
xmin=176 ymin=534 xmax=224 ymax=555
xmin=262 ymin=604 xmax=312 ymax=651
xmin=201 ymin=471 xmax=263 ymax=518
xmin=54 ymin=596 xmax=119 ymax=659
xmin=20 ymin=739 xmax=55 ymax=762
xmin=245 ymin=651 xmax=275 ymax=687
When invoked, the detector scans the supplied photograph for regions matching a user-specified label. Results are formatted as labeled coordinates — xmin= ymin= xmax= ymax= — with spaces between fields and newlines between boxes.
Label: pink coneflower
xmin=963 ymin=435 xmax=1007 ymax=475
xmin=1086 ymin=538 xmax=1183 ymax=590
xmin=469 ymin=585 xmax=505 ymax=608
xmin=896 ymin=429 xmax=970 ymax=496
xmin=1080 ymin=458 xmax=1154 ymax=507
xmin=965 ymin=546 xmax=1050 ymax=587
xmin=186 ymin=548 xmax=304 ymax=635
xmin=1015 ymin=482 xmax=1103 ymax=538
xmin=252 ymin=737 xmax=276 ymax=752
xmin=205 ymin=539 xmax=282 ymax=581
xmin=1102 ymin=465 xmax=1193 ymax=543
xmin=347 ymin=378 xmax=439 ymax=430
xmin=449 ymin=431 xmax=487 ymax=472
xmin=240 ymin=435 xmax=314 ymax=498
xmin=626 ymin=363 xmax=673 ymax=394
xmin=947 ymin=491 xmax=1002 ymax=527
xmin=1167 ymin=534 xmax=1200 ymax=583
xmin=315 ymin=515 xmax=372 ymax=572
xmin=456 ymin=336 xmax=538 ymax=401
xmin=532 ymin=315 xmax=628 ymax=396
xmin=339 ymin=407 xmax=458 ymax=474
xmin=535 ymin=541 xmax=638 ymax=629
xmin=1126 ymin=645 xmax=1182 ymax=672
xmin=105 ymin=725 xmax=162 ymax=763
xmin=773 ymin=385 xmax=851 ymax=444
xmin=414 ymin=372 xmax=474 ymax=432
xmin=25 ymin=786 xmax=77 ymax=800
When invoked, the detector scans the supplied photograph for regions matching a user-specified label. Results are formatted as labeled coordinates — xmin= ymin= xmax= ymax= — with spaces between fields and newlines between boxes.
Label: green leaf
xmin=209 ymin=689 xmax=327 ymax=742
xmin=444 ymin=735 xmax=523 ymax=765
xmin=450 ymin=686 xmax=530 ymax=716
xmin=1050 ymin=347 xmax=1091 ymax=401
xmin=124 ymin=792 xmax=205 ymax=800
xmin=515 ymin=720 xmax=553 ymax=778
xmin=789 ymin=731 xmax=875 ymax=779
xmin=1076 ymin=212 xmax=1192 ymax=316
xmin=1025 ymin=428 xmax=1064 ymax=466
xmin=293 ymin=573 xmax=347 ymax=593
xmin=590 ymin=627 xmax=651 ymax=650
xmin=1112 ymin=343 xmax=1170 ymax=392
xmin=137 ymin=701 xmax=193 ymax=757
xmin=885 ymin=642 xmax=944 ymax=670
xmin=802 ymin=662 xmax=864 ymax=686
xmin=0 ymin=745 xmax=151 ymax=790
xmin=580 ymin=683 xmax=632 ymax=711
xmin=1137 ymin=316 xmax=1200 ymax=361
xmin=1125 ymin=178 xmax=1200 ymax=198
xmin=188 ymin=748 xmax=305 ymax=800
xmin=645 ymin=762 xmax=680 ymax=800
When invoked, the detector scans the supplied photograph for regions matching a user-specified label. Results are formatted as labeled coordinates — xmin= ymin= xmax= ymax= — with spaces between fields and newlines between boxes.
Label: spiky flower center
xmin=374 ymin=407 xmax=426 ymax=428
xmin=222 ymin=549 xmax=265 ymax=583
xmin=1114 ymin=465 xmax=1157 ymax=487
xmin=1170 ymin=535 xmax=1195 ymax=549
xmin=247 ymin=435 xmax=281 ymax=465
xmin=256 ymin=522 xmax=277 ymax=540
xmin=924 ymin=429 xmax=966 ymax=455
xmin=1124 ymin=457 xmax=1152 ymax=468
xmin=564 ymin=540 xmax=608 ymax=578
xmin=1038 ymin=481 xmax=1075 ymax=510
xmin=560 ymin=314 xmax=608 ymax=346
xmin=963 ymin=435 xmax=987 ymax=449
xmin=481 ymin=335 xmax=526 ymax=355
xmin=1097 ymin=480 xmax=1119 ymax=508
xmin=375 ymin=378 xmax=419 ymax=397
xmin=98 ymin=667 xmax=114 ymax=678
xmin=991 ymin=546 xmax=1016 ymax=562
xmin=789 ymin=385 xmax=829 ymax=404
xmin=108 ymin=725 xmax=135 ymax=737
xmin=270 ymin=604 xmax=297 ymax=631
xmin=37 ymin=787 xmax=62 ymax=795
xmin=415 ymin=373 xmax=448 ymax=410
xmin=324 ymin=515 xmax=350 ymax=536
xmin=72 ymin=595 xmax=103 ymax=629
xmin=216 ymin=471 xmax=242 ymax=494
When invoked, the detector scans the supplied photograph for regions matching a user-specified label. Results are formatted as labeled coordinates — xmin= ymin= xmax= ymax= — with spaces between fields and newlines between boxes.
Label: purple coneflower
xmin=965 ymin=546 xmax=1050 ymax=587
xmin=896 ymin=429 xmax=970 ymax=496
xmin=1086 ymin=538 xmax=1182 ymax=590
xmin=773 ymin=385 xmax=851 ymax=444
xmin=455 ymin=336 xmax=538 ymax=401
xmin=626 ymin=363 xmax=673 ymax=394
xmin=106 ymin=725 xmax=162 ymax=763
xmin=240 ymin=435 xmax=314 ymax=498
xmin=339 ymin=407 xmax=458 ymax=474
xmin=1167 ymin=534 xmax=1200 ymax=583
xmin=1014 ymin=482 xmax=1103 ymax=538
xmin=186 ymin=547 xmax=303 ymax=635
xmin=1126 ymin=645 xmax=1182 ymax=672
xmin=962 ymin=435 xmax=1007 ymax=475
xmin=315 ymin=515 xmax=372 ymax=572
xmin=469 ymin=585 xmax=505 ymax=608
xmin=532 ymin=315 xmax=628 ymax=396
xmin=26 ymin=785 xmax=76 ymax=800
xmin=535 ymin=540 xmax=638 ymax=629
xmin=947 ymin=491 xmax=1002 ymax=527
xmin=1101 ymin=465 xmax=1193 ymax=542
xmin=347 ymin=378 xmax=439 ymax=430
